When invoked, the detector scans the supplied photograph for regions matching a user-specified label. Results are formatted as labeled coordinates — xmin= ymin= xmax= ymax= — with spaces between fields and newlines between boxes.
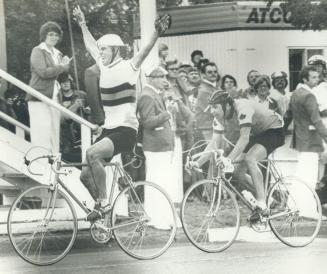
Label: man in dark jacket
xmin=194 ymin=62 xmax=221 ymax=141
xmin=290 ymin=65 xmax=327 ymax=190
xmin=137 ymin=66 xmax=175 ymax=229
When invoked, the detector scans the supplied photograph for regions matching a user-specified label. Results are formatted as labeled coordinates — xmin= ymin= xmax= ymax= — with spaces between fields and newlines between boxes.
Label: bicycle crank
xmin=90 ymin=220 xmax=112 ymax=244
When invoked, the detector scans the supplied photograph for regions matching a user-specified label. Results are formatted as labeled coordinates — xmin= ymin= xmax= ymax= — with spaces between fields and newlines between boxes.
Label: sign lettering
xmin=246 ymin=6 xmax=291 ymax=24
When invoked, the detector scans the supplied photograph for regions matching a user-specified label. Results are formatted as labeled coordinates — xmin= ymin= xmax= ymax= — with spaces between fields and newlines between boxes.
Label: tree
xmin=283 ymin=0 xmax=327 ymax=30
xmin=4 ymin=0 xmax=268 ymax=87
xmin=4 ymin=0 xmax=138 ymax=87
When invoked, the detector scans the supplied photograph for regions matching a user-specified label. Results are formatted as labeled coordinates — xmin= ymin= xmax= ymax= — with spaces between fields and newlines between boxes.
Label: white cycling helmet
xmin=308 ymin=55 xmax=327 ymax=66
xmin=97 ymin=34 xmax=125 ymax=47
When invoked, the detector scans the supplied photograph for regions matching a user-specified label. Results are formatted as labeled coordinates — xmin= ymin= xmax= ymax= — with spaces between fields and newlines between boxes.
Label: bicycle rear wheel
xmin=267 ymin=177 xmax=322 ymax=247
xmin=112 ymin=181 xmax=177 ymax=260
xmin=181 ymin=179 xmax=240 ymax=252
xmin=7 ymin=185 xmax=77 ymax=265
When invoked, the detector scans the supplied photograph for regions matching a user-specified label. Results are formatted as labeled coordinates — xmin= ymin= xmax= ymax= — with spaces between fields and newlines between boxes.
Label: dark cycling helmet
xmin=208 ymin=91 xmax=234 ymax=119
xmin=208 ymin=91 xmax=233 ymax=105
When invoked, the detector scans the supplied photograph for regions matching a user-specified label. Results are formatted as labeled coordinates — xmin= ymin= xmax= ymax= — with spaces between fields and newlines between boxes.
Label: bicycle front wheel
xmin=111 ymin=181 xmax=177 ymax=260
xmin=267 ymin=177 xmax=322 ymax=247
xmin=7 ymin=185 xmax=78 ymax=265
xmin=181 ymin=179 xmax=240 ymax=253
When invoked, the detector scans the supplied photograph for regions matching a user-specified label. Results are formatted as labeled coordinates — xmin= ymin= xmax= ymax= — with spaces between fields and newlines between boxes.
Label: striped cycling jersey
xmin=98 ymin=58 xmax=140 ymax=130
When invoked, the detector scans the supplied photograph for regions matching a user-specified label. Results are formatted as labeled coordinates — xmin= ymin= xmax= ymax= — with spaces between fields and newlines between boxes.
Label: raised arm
xmin=73 ymin=6 xmax=99 ymax=61
xmin=132 ymin=14 xmax=171 ymax=69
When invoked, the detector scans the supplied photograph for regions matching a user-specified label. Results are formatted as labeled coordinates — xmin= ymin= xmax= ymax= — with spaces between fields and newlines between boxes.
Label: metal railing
xmin=0 ymin=110 xmax=30 ymax=138
xmin=0 ymin=69 xmax=97 ymax=158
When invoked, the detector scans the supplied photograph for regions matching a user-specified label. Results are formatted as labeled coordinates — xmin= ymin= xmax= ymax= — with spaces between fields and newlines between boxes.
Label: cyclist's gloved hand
xmin=217 ymin=156 xmax=234 ymax=173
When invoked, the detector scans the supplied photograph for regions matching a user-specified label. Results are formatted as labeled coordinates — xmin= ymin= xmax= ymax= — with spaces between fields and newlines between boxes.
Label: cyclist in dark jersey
xmin=188 ymin=91 xmax=285 ymax=215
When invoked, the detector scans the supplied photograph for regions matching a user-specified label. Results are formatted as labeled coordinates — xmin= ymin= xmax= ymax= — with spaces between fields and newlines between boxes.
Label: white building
xmin=135 ymin=1 xmax=327 ymax=90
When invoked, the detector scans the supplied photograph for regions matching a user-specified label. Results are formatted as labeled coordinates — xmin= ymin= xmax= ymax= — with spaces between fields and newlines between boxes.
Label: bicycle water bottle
xmin=241 ymin=190 xmax=258 ymax=208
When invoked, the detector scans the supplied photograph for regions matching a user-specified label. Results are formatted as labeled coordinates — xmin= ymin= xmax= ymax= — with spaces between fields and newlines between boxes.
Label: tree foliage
xmin=4 ymin=0 xmax=273 ymax=87
xmin=283 ymin=0 xmax=327 ymax=30
xmin=4 ymin=0 xmax=138 ymax=86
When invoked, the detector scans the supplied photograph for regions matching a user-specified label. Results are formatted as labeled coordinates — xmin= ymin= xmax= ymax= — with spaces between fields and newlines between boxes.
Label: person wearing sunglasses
xmin=270 ymin=71 xmax=290 ymax=117
xmin=194 ymin=62 xmax=221 ymax=142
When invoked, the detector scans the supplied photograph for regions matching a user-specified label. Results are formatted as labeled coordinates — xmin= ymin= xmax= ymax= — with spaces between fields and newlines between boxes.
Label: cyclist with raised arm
xmin=73 ymin=6 xmax=171 ymax=221
xmin=188 ymin=90 xmax=285 ymax=215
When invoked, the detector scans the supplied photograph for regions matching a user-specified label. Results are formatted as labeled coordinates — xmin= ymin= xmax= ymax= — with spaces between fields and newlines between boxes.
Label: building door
xmin=289 ymin=48 xmax=324 ymax=91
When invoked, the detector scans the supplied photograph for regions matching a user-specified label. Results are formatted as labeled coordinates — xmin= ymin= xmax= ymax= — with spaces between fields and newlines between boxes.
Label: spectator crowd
xmin=0 ymin=19 xmax=327 ymax=218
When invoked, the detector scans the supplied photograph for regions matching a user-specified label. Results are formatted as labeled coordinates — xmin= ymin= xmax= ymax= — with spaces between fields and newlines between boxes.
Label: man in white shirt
xmin=270 ymin=71 xmax=291 ymax=117
xmin=309 ymin=55 xmax=327 ymax=128
xmin=308 ymin=55 xmax=327 ymax=211
xmin=73 ymin=6 xmax=171 ymax=220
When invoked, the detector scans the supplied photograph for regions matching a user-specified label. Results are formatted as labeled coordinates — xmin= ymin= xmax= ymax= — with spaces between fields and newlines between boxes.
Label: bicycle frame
xmin=211 ymin=158 xmax=294 ymax=221
xmin=48 ymin=157 xmax=149 ymax=231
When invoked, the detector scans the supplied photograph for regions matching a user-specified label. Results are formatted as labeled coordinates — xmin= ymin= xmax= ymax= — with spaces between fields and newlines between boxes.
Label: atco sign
xmin=246 ymin=6 xmax=291 ymax=24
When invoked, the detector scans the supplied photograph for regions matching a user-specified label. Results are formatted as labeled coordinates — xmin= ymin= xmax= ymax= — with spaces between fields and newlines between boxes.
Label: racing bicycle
xmin=181 ymin=148 xmax=322 ymax=253
xmin=7 ymin=148 xmax=177 ymax=265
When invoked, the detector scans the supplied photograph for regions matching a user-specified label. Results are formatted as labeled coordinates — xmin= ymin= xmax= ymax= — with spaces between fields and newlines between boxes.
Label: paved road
xmin=0 ymin=237 xmax=326 ymax=274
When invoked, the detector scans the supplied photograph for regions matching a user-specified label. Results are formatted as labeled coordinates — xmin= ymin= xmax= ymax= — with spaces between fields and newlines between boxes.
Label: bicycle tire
xmin=267 ymin=176 xmax=322 ymax=247
xmin=181 ymin=179 xmax=240 ymax=253
xmin=7 ymin=185 xmax=78 ymax=265
xmin=111 ymin=181 xmax=177 ymax=260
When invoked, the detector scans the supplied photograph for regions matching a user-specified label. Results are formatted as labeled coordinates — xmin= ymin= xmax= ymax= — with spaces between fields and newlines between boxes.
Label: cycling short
xmin=244 ymin=127 xmax=285 ymax=156
xmin=95 ymin=126 xmax=137 ymax=156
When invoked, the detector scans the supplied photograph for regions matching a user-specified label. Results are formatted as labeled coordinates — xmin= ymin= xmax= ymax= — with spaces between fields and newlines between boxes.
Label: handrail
xmin=0 ymin=110 xmax=30 ymax=133
xmin=0 ymin=69 xmax=97 ymax=130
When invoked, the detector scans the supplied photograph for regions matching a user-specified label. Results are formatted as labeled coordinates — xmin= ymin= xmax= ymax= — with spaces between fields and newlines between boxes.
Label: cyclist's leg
xmin=86 ymin=137 xmax=114 ymax=202
xmin=86 ymin=127 xmax=137 ymax=220
xmin=80 ymin=164 xmax=99 ymax=201
xmin=233 ymin=153 xmax=255 ymax=193
xmin=244 ymin=144 xmax=267 ymax=208
xmin=244 ymin=127 xmax=285 ymax=209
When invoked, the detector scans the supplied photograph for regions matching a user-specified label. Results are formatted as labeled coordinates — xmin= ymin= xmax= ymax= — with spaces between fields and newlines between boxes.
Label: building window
xmin=0 ymin=193 xmax=3 ymax=206
xmin=289 ymin=48 xmax=324 ymax=91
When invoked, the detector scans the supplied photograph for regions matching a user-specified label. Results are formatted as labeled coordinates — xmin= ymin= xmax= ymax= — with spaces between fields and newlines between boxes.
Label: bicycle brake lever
xmin=24 ymin=157 xmax=30 ymax=166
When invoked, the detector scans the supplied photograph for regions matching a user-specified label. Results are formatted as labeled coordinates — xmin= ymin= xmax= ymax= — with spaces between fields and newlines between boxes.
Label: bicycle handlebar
xmin=23 ymin=149 xmax=62 ymax=176
xmin=190 ymin=149 xmax=224 ymax=161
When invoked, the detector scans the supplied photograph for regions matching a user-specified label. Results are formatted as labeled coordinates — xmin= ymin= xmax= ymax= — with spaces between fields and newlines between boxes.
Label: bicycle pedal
xmin=247 ymin=213 xmax=260 ymax=223
xmin=250 ymin=221 xmax=270 ymax=233
xmin=86 ymin=209 xmax=103 ymax=222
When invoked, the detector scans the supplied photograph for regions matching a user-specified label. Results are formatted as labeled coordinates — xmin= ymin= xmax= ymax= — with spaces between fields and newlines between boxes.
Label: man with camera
xmin=57 ymin=72 xmax=90 ymax=162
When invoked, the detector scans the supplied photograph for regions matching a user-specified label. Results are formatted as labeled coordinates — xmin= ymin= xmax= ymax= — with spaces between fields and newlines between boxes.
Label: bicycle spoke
xmin=8 ymin=186 xmax=77 ymax=265
xmin=124 ymin=223 xmax=140 ymax=248
xmin=268 ymin=178 xmax=322 ymax=247
xmin=181 ymin=180 xmax=240 ymax=253
xmin=113 ymin=182 xmax=176 ymax=259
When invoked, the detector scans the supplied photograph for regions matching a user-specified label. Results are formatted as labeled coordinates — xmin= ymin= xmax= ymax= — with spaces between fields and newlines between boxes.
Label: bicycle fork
xmin=33 ymin=184 xmax=59 ymax=234
xmin=206 ymin=180 xmax=223 ymax=218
